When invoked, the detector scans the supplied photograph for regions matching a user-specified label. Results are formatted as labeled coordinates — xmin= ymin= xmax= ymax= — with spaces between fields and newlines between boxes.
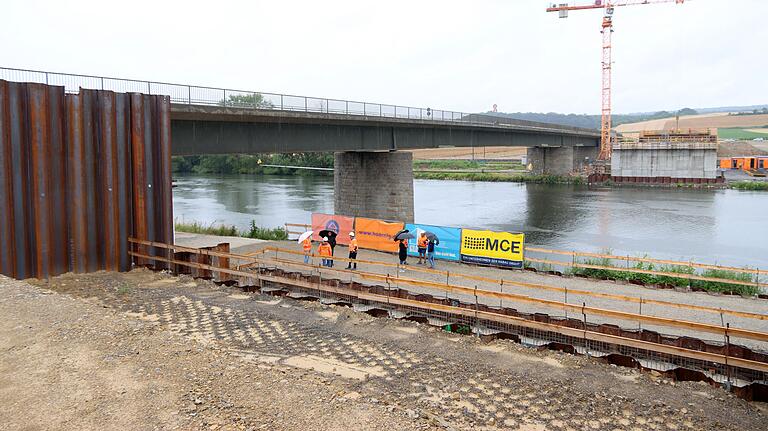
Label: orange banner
xmin=354 ymin=217 xmax=404 ymax=253
xmin=311 ymin=213 xmax=354 ymax=245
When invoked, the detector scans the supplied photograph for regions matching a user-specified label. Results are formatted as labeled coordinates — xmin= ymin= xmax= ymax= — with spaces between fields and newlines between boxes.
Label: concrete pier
xmin=334 ymin=151 xmax=414 ymax=222
xmin=526 ymin=146 xmax=598 ymax=175
xmin=611 ymin=134 xmax=719 ymax=181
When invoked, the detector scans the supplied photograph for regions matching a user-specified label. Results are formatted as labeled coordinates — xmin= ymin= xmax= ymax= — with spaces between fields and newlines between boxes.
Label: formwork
xmin=0 ymin=80 xmax=172 ymax=279
xmin=610 ymin=130 xmax=720 ymax=182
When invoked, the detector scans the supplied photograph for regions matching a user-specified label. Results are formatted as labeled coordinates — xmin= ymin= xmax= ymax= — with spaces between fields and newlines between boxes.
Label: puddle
xmin=124 ymin=311 xmax=160 ymax=322
xmin=478 ymin=345 xmax=564 ymax=369
xmin=315 ymin=310 xmax=339 ymax=320
xmin=254 ymin=299 xmax=282 ymax=305
xmin=283 ymin=354 xmax=386 ymax=380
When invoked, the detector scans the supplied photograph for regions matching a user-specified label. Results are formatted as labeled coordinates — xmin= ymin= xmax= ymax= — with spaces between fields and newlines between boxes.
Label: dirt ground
xmin=2 ymin=270 xmax=767 ymax=430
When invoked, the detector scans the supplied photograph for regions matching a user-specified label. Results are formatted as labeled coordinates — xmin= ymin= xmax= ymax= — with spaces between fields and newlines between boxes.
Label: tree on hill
xmin=218 ymin=93 xmax=274 ymax=109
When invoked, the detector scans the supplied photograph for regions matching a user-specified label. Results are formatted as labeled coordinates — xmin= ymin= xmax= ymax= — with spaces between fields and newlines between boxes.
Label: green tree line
xmin=172 ymin=153 xmax=334 ymax=176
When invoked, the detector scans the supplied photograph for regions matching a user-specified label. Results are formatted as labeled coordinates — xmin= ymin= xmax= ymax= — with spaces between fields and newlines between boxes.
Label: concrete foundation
xmin=334 ymin=151 xmax=414 ymax=222
xmin=526 ymin=146 xmax=598 ymax=175
xmin=611 ymin=146 xmax=718 ymax=179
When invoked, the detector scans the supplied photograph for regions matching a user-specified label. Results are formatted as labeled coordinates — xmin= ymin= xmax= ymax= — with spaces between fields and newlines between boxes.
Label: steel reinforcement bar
xmin=257 ymin=255 xmax=768 ymax=343
xmin=128 ymin=238 xmax=768 ymax=373
xmin=247 ymin=246 xmax=767 ymax=322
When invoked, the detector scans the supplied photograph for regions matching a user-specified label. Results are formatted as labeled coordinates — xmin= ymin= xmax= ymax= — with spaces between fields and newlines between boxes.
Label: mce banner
xmin=460 ymin=229 xmax=525 ymax=268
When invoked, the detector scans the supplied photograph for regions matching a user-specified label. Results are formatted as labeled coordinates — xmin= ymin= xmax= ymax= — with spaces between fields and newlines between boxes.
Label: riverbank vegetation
xmin=730 ymin=181 xmax=768 ymax=191
xmin=172 ymin=154 xmax=333 ymax=176
xmin=412 ymin=159 xmax=522 ymax=171
xmin=414 ymin=171 xmax=584 ymax=184
xmin=175 ymin=220 xmax=288 ymax=241
xmin=568 ymin=256 xmax=759 ymax=296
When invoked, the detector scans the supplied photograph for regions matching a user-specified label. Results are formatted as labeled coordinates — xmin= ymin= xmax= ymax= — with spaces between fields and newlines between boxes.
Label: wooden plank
xmin=217 ymin=253 xmax=768 ymax=343
xmin=252 ymin=245 xmax=767 ymax=321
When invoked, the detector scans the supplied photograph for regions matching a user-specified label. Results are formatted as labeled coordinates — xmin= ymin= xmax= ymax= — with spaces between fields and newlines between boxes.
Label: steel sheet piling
xmin=0 ymin=79 xmax=173 ymax=279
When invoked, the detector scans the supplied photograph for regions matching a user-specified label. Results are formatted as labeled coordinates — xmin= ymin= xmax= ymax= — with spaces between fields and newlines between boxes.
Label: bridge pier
xmin=527 ymin=146 xmax=598 ymax=176
xmin=334 ymin=151 xmax=414 ymax=223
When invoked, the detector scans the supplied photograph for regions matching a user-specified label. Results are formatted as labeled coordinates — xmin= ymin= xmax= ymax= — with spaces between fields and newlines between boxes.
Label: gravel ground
xmin=184 ymin=236 xmax=768 ymax=352
xmin=6 ymin=269 xmax=766 ymax=430
xmin=0 ymin=275 xmax=427 ymax=431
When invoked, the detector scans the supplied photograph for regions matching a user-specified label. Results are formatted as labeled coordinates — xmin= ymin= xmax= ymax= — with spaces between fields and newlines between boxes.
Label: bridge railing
xmin=0 ymin=66 xmax=472 ymax=123
xmin=0 ymin=66 xmax=597 ymax=134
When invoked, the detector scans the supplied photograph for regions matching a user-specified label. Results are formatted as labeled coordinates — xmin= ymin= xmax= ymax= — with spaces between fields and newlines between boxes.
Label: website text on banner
xmin=311 ymin=213 xmax=354 ymax=245
xmin=355 ymin=218 xmax=404 ymax=253
xmin=460 ymin=229 xmax=525 ymax=268
xmin=405 ymin=224 xmax=461 ymax=262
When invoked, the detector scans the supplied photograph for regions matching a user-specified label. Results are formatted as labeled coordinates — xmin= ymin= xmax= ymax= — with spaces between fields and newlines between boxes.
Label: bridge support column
xmin=334 ymin=151 xmax=414 ymax=223
xmin=527 ymin=146 xmax=598 ymax=176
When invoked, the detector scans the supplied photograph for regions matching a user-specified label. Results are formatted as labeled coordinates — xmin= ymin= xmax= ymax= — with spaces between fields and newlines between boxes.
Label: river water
xmin=173 ymin=174 xmax=768 ymax=268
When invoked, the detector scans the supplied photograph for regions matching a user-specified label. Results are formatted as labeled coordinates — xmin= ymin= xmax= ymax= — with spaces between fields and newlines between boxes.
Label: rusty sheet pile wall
xmin=0 ymin=80 xmax=172 ymax=279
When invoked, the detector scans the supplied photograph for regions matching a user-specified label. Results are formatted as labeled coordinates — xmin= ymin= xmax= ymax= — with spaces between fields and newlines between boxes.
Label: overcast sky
xmin=3 ymin=0 xmax=766 ymax=114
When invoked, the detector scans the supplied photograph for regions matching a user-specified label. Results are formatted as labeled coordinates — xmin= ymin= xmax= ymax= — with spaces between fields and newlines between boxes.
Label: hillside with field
xmin=616 ymin=112 xmax=768 ymax=136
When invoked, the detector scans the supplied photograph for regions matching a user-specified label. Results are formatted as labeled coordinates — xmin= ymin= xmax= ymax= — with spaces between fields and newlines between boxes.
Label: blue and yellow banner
xmin=460 ymin=229 xmax=525 ymax=268
xmin=405 ymin=224 xmax=461 ymax=261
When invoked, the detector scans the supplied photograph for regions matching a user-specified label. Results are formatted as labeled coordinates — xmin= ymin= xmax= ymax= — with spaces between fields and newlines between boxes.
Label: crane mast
xmin=546 ymin=0 xmax=686 ymax=161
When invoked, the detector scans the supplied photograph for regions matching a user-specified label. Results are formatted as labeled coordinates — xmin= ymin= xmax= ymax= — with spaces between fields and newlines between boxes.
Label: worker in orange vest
xmin=345 ymin=231 xmax=358 ymax=270
xmin=417 ymin=232 xmax=428 ymax=265
xmin=302 ymin=236 xmax=312 ymax=264
xmin=318 ymin=237 xmax=333 ymax=267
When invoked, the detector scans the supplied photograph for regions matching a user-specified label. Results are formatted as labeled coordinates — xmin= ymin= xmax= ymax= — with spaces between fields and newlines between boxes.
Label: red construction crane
xmin=546 ymin=0 xmax=686 ymax=160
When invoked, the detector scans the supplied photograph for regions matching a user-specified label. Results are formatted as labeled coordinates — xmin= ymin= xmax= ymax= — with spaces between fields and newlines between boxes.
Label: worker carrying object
xmin=318 ymin=237 xmax=333 ymax=268
xmin=345 ymin=232 xmax=358 ymax=270
xmin=302 ymin=236 xmax=312 ymax=264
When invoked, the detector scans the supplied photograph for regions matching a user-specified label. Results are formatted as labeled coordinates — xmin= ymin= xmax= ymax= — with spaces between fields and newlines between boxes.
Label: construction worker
xmin=346 ymin=232 xmax=358 ymax=270
xmin=427 ymin=238 xmax=436 ymax=269
xmin=398 ymin=238 xmax=408 ymax=272
xmin=302 ymin=236 xmax=312 ymax=264
xmin=318 ymin=237 xmax=333 ymax=267
xmin=417 ymin=232 xmax=428 ymax=264
xmin=327 ymin=234 xmax=337 ymax=267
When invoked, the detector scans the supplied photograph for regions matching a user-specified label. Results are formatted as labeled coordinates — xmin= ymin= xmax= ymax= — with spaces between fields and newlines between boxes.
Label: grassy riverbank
xmin=414 ymin=171 xmax=584 ymax=184
xmin=413 ymin=159 xmax=522 ymax=170
xmin=175 ymin=220 xmax=288 ymax=241
xmin=568 ymin=257 xmax=760 ymax=296
xmin=730 ymin=181 xmax=768 ymax=191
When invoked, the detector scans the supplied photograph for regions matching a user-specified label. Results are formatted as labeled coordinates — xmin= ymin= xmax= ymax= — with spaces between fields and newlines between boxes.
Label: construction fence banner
xmin=404 ymin=224 xmax=461 ymax=262
xmin=460 ymin=229 xmax=525 ymax=268
xmin=355 ymin=217 xmax=404 ymax=253
xmin=311 ymin=213 xmax=354 ymax=245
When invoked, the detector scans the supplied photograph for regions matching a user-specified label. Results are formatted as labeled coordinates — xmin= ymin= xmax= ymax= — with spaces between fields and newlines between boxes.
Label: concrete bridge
xmin=1 ymin=67 xmax=600 ymax=222
xmin=170 ymin=105 xmax=600 ymax=222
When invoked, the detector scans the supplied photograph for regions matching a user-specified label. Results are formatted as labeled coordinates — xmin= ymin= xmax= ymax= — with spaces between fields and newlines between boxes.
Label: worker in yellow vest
xmin=302 ymin=236 xmax=312 ymax=264
xmin=345 ymin=232 xmax=359 ymax=270
xmin=318 ymin=237 xmax=333 ymax=267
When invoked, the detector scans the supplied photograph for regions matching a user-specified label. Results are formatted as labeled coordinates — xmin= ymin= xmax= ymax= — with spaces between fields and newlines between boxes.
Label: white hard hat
xmin=322 ymin=237 xmax=328 ymax=241
xmin=349 ymin=231 xmax=355 ymax=237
